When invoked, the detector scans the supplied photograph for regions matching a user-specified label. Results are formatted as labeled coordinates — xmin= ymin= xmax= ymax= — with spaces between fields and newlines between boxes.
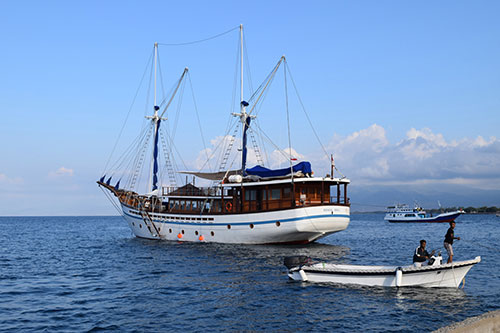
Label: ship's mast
xmin=240 ymin=24 xmax=243 ymax=106
xmin=232 ymin=24 xmax=255 ymax=176
xmin=148 ymin=43 xmax=161 ymax=192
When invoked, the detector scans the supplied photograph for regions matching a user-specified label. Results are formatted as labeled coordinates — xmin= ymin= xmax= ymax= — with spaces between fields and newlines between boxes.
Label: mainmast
xmin=232 ymin=24 xmax=255 ymax=176
xmin=147 ymin=42 xmax=162 ymax=192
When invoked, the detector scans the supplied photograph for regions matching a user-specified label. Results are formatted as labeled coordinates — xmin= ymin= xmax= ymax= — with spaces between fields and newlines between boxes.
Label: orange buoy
xmin=199 ymin=235 xmax=204 ymax=241
xmin=177 ymin=233 xmax=183 ymax=239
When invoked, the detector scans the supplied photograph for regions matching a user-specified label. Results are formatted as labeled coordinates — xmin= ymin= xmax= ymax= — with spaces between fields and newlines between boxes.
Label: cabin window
xmin=192 ymin=201 xmax=198 ymax=210
xmin=271 ymin=189 xmax=281 ymax=200
xmin=263 ymin=190 xmax=267 ymax=200
xmin=283 ymin=187 xmax=291 ymax=198
xmin=245 ymin=189 xmax=257 ymax=201
xmin=180 ymin=200 xmax=185 ymax=210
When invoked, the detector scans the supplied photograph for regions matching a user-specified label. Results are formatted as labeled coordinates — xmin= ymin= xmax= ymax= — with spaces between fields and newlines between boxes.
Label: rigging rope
xmin=102 ymin=49 xmax=154 ymax=175
xmin=252 ymin=121 xmax=294 ymax=162
xmin=285 ymin=62 xmax=346 ymax=178
xmin=284 ymin=58 xmax=293 ymax=172
xmin=188 ymin=72 xmax=212 ymax=171
xmin=158 ymin=26 xmax=239 ymax=46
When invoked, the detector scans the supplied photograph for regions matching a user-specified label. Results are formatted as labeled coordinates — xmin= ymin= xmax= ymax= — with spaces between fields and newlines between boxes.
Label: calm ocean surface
xmin=0 ymin=214 xmax=498 ymax=332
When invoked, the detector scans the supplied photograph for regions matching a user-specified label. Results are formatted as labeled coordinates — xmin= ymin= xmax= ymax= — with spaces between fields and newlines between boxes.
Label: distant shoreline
xmin=351 ymin=211 xmax=498 ymax=215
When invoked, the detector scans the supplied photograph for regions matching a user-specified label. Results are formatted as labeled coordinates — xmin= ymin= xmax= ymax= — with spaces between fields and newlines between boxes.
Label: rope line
xmin=102 ymin=49 xmax=154 ymax=175
xmin=188 ymin=72 xmax=212 ymax=171
xmin=158 ymin=26 xmax=239 ymax=46
xmin=285 ymin=62 xmax=345 ymax=178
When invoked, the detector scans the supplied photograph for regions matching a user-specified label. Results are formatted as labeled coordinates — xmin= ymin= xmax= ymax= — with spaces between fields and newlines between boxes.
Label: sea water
xmin=0 ymin=214 xmax=498 ymax=332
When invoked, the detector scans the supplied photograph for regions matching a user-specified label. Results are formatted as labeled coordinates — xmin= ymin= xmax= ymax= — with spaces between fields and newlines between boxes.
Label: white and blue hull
xmin=121 ymin=204 xmax=350 ymax=244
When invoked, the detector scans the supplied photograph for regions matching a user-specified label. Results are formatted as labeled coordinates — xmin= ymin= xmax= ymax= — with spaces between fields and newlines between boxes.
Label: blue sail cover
xmin=241 ymin=116 xmax=251 ymax=176
xmin=152 ymin=119 xmax=161 ymax=191
xmin=246 ymin=161 xmax=312 ymax=178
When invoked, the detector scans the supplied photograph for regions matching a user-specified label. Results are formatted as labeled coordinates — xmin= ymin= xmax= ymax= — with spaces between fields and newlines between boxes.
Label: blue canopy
xmin=246 ymin=161 xmax=312 ymax=178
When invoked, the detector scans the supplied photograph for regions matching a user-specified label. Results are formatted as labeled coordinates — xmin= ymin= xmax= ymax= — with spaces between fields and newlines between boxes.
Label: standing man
xmin=444 ymin=221 xmax=460 ymax=263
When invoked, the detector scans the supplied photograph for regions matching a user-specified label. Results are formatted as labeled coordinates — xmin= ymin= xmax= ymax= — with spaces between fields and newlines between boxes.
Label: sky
xmin=0 ymin=0 xmax=499 ymax=215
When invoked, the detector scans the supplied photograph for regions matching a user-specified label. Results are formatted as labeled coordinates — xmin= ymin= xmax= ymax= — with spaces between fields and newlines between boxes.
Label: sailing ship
xmin=97 ymin=26 xmax=351 ymax=244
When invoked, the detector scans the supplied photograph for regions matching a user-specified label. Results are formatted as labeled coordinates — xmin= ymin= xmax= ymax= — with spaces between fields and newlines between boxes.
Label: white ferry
xmin=384 ymin=204 xmax=463 ymax=223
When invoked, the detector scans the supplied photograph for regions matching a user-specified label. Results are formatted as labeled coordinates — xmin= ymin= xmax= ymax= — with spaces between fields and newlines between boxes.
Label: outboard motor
xmin=428 ymin=254 xmax=443 ymax=266
xmin=284 ymin=256 xmax=311 ymax=269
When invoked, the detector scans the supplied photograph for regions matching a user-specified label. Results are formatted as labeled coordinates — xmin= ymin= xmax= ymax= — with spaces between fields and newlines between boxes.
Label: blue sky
xmin=1 ymin=1 xmax=499 ymax=215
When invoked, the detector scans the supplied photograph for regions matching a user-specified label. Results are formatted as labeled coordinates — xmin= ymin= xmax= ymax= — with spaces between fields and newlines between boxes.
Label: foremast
xmin=146 ymin=42 xmax=188 ymax=191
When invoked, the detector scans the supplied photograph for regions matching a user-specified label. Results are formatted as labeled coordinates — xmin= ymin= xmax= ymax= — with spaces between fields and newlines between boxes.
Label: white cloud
xmin=324 ymin=125 xmax=500 ymax=189
xmin=48 ymin=167 xmax=74 ymax=178
xmin=0 ymin=173 xmax=23 ymax=185
xmin=190 ymin=124 xmax=500 ymax=191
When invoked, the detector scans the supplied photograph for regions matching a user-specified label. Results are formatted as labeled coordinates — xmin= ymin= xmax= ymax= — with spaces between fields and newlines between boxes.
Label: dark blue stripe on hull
xmin=388 ymin=213 xmax=461 ymax=223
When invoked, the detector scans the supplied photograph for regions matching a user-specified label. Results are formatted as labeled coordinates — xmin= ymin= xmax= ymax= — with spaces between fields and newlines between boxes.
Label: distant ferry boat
xmin=384 ymin=204 xmax=463 ymax=223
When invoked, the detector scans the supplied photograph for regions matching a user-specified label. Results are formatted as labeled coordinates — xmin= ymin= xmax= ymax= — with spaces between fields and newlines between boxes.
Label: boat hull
xmin=287 ymin=257 xmax=480 ymax=288
xmin=121 ymin=204 xmax=350 ymax=244
xmin=385 ymin=211 xmax=462 ymax=223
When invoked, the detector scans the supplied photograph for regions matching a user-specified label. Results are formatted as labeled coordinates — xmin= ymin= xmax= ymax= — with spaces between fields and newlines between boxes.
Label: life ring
xmin=226 ymin=202 xmax=232 ymax=211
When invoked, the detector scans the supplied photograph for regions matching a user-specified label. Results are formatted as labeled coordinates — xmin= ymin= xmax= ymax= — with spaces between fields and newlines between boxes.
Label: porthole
xmin=276 ymin=221 xmax=281 ymax=227
xmin=227 ymin=224 xmax=231 ymax=229
xmin=195 ymin=231 xmax=199 ymax=236
xmin=132 ymin=222 xmax=135 ymax=226
xmin=181 ymin=230 xmax=185 ymax=234
xmin=211 ymin=231 xmax=215 ymax=236
xmin=139 ymin=224 xmax=142 ymax=228
xmin=169 ymin=228 xmax=172 ymax=233
xmin=249 ymin=224 xmax=254 ymax=229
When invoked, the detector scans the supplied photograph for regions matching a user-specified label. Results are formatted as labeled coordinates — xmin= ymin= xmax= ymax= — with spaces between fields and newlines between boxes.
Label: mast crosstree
xmin=146 ymin=42 xmax=188 ymax=191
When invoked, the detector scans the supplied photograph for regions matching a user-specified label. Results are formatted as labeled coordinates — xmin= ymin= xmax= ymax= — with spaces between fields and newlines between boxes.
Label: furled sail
xmin=245 ymin=161 xmax=312 ymax=178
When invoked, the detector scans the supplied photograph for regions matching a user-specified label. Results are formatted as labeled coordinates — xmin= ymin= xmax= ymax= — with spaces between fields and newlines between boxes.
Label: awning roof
xmin=177 ymin=170 xmax=241 ymax=181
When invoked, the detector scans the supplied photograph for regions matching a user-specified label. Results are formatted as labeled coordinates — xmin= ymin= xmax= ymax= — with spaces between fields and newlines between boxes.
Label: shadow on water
xmin=124 ymin=237 xmax=350 ymax=270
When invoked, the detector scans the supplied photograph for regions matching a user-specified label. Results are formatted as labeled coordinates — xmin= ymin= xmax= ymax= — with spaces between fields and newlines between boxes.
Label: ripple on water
xmin=0 ymin=215 xmax=498 ymax=332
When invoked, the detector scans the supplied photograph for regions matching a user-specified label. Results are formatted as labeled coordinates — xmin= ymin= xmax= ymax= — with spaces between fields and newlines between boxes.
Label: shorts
xmin=444 ymin=242 xmax=453 ymax=256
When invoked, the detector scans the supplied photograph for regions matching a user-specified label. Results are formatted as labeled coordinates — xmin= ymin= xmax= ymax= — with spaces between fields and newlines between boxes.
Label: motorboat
xmin=284 ymin=255 xmax=480 ymax=288
xmin=384 ymin=204 xmax=463 ymax=223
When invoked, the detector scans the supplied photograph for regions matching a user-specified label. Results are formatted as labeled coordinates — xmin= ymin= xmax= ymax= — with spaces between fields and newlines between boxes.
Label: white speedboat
xmin=384 ymin=204 xmax=463 ymax=223
xmin=284 ymin=255 xmax=480 ymax=288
